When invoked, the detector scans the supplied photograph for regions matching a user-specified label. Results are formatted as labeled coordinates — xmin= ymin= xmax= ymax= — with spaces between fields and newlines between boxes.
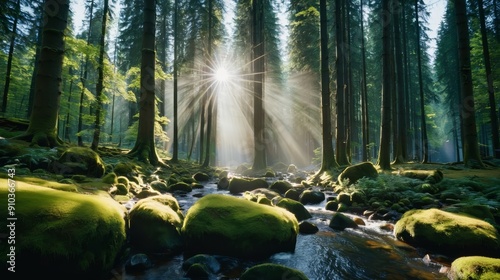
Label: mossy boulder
xmin=181 ymin=194 xmax=299 ymax=259
xmin=169 ymin=181 xmax=192 ymax=192
xmin=0 ymin=180 xmax=126 ymax=278
xmin=51 ymin=147 xmax=105 ymax=178
xmin=228 ymin=177 xmax=269 ymax=194
xmin=299 ymin=221 xmax=319 ymax=234
xmin=276 ymin=198 xmax=312 ymax=221
xmin=240 ymin=263 xmax=309 ymax=280
xmin=394 ymin=209 xmax=500 ymax=257
xmin=113 ymin=162 xmax=139 ymax=177
xmin=448 ymin=256 xmax=500 ymax=280
xmin=299 ymin=190 xmax=325 ymax=205
xmin=150 ymin=180 xmax=169 ymax=192
xmin=129 ymin=195 xmax=184 ymax=254
xmin=192 ymin=172 xmax=210 ymax=182
xmin=329 ymin=212 xmax=359 ymax=230
xmin=102 ymin=172 xmax=118 ymax=184
xmin=338 ymin=162 xmax=378 ymax=186
xmin=400 ymin=169 xmax=443 ymax=184
xmin=269 ymin=180 xmax=293 ymax=195
xmin=284 ymin=188 xmax=301 ymax=201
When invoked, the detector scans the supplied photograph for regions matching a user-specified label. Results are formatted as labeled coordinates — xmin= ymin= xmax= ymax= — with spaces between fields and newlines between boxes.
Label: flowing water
xmin=113 ymin=178 xmax=449 ymax=280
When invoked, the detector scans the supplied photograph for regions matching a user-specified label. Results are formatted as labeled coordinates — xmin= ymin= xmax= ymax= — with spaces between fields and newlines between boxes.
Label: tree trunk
xmin=454 ymin=0 xmax=485 ymax=168
xmin=1 ymin=0 xmax=21 ymax=115
xmin=335 ymin=0 xmax=350 ymax=166
xmin=318 ymin=0 xmax=338 ymax=173
xmin=91 ymin=0 xmax=110 ymax=151
xmin=360 ymin=0 xmax=369 ymax=162
xmin=251 ymin=0 xmax=267 ymax=171
xmin=393 ymin=0 xmax=407 ymax=164
xmin=415 ymin=0 xmax=429 ymax=163
xmin=128 ymin=0 xmax=162 ymax=166
xmin=478 ymin=0 xmax=500 ymax=158
xmin=172 ymin=0 xmax=179 ymax=162
xmin=203 ymin=0 xmax=214 ymax=167
xmin=14 ymin=0 xmax=69 ymax=147
xmin=377 ymin=0 xmax=393 ymax=170
xmin=27 ymin=2 xmax=45 ymax=119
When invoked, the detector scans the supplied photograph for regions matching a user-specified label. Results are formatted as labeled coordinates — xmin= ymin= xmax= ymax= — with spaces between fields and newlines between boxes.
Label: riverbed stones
xmin=129 ymin=194 xmax=184 ymax=254
xmin=394 ymin=208 xmax=500 ymax=257
xmin=181 ymin=194 xmax=299 ymax=259
xmin=240 ymin=263 xmax=309 ymax=280
xmin=448 ymin=256 xmax=500 ymax=280
xmin=299 ymin=221 xmax=319 ymax=234
xmin=338 ymin=161 xmax=378 ymax=186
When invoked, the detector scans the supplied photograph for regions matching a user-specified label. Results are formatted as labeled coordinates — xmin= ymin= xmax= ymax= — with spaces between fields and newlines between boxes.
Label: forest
xmin=1 ymin=0 xmax=500 ymax=279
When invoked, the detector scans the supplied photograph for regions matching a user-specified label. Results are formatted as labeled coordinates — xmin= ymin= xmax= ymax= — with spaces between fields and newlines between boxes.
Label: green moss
xmin=129 ymin=195 xmax=184 ymax=253
xmin=102 ymin=172 xmax=118 ymax=184
xmin=14 ymin=176 xmax=78 ymax=192
xmin=181 ymin=194 xmax=299 ymax=259
xmin=449 ymin=256 xmax=500 ymax=280
xmin=394 ymin=208 xmax=500 ymax=257
xmin=56 ymin=147 xmax=106 ymax=178
xmin=269 ymin=180 xmax=292 ymax=194
xmin=276 ymin=198 xmax=312 ymax=221
xmin=240 ymin=263 xmax=309 ymax=280
xmin=0 ymin=179 xmax=126 ymax=277
xmin=228 ymin=177 xmax=269 ymax=194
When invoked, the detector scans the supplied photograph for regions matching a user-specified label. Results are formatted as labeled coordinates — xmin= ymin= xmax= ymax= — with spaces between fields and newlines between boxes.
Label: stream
xmin=113 ymin=176 xmax=450 ymax=280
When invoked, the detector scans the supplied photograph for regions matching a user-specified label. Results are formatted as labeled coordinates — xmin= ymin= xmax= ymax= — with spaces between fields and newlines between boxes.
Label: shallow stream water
xmin=113 ymin=178 xmax=449 ymax=280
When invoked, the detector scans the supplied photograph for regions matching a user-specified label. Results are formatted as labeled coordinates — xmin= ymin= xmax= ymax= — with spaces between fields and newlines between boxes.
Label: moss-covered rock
xmin=284 ymin=188 xmax=301 ymax=201
xmin=102 ymin=172 xmax=118 ymax=184
xmin=129 ymin=195 xmax=184 ymax=254
xmin=329 ymin=212 xmax=359 ymax=230
xmin=250 ymin=188 xmax=281 ymax=200
xmin=113 ymin=161 xmax=140 ymax=178
xmin=269 ymin=180 xmax=293 ymax=195
xmin=299 ymin=190 xmax=325 ymax=205
xmin=338 ymin=162 xmax=378 ymax=186
xmin=192 ymin=172 xmax=210 ymax=182
xmin=181 ymin=194 xmax=299 ymax=259
xmin=150 ymin=180 xmax=168 ymax=192
xmin=394 ymin=208 xmax=500 ymax=257
xmin=325 ymin=200 xmax=339 ymax=211
xmin=400 ymin=169 xmax=443 ymax=184
xmin=169 ymin=181 xmax=192 ymax=192
xmin=299 ymin=221 xmax=319 ymax=234
xmin=276 ymin=198 xmax=312 ymax=221
xmin=448 ymin=256 xmax=500 ymax=280
xmin=51 ymin=147 xmax=106 ymax=178
xmin=228 ymin=177 xmax=269 ymax=194
xmin=240 ymin=263 xmax=309 ymax=280
xmin=0 ymin=180 xmax=126 ymax=278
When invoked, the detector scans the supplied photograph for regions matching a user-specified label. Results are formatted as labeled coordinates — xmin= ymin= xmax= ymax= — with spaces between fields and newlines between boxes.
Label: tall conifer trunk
xmin=454 ymin=0 xmax=485 ymax=168
xmin=15 ymin=0 xmax=69 ymax=147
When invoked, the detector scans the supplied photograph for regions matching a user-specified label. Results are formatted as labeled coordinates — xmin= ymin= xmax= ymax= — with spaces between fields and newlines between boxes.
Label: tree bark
xmin=393 ymin=0 xmax=408 ymax=164
xmin=14 ymin=0 xmax=69 ymax=147
xmin=1 ymin=0 xmax=21 ymax=115
xmin=318 ymin=0 xmax=339 ymax=173
xmin=415 ymin=0 xmax=428 ymax=163
xmin=454 ymin=0 xmax=485 ymax=168
xmin=377 ymin=0 xmax=393 ymax=170
xmin=172 ymin=0 xmax=179 ymax=162
xmin=335 ymin=0 xmax=350 ymax=166
xmin=91 ymin=0 xmax=109 ymax=151
xmin=251 ymin=0 xmax=267 ymax=171
xmin=128 ymin=0 xmax=163 ymax=166
xmin=477 ymin=0 xmax=500 ymax=159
